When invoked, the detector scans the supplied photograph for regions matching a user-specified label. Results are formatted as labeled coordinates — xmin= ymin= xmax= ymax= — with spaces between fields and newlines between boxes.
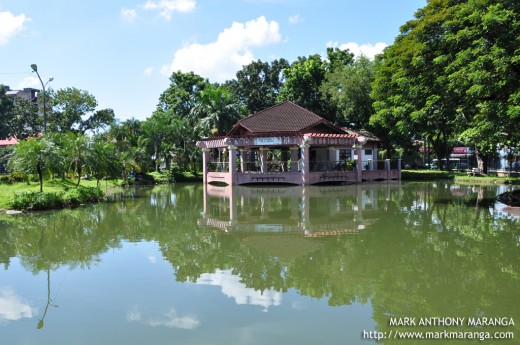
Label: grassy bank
xmin=0 ymin=171 xmax=203 ymax=211
xmin=0 ymin=178 xmax=123 ymax=210
xmin=402 ymin=170 xmax=520 ymax=185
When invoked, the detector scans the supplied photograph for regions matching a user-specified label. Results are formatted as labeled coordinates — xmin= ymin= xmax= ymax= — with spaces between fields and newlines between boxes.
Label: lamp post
xmin=31 ymin=64 xmax=53 ymax=134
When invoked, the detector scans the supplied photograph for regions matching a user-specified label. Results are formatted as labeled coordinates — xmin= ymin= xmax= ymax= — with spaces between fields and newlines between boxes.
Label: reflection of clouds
xmin=291 ymin=301 xmax=307 ymax=311
xmin=148 ymin=309 xmax=199 ymax=329
xmin=0 ymin=287 xmax=35 ymax=322
xmin=147 ymin=255 xmax=157 ymax=264
xmin=127 ymin=306 xmax=199 ymax=330
xmin=197 ymin=269 xmax=282 ymax=312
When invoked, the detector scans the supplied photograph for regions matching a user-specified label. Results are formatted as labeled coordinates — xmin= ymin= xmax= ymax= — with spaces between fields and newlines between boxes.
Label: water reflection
xmin=0 ymin=287 xmax=35 ymax=322
xmin=200 ymin=184 xmax=391 ymax=237
xmin=197 ymin=269 xmax=282 ymax=312
xmin=0 ymin=182 xmax=519 ymax=344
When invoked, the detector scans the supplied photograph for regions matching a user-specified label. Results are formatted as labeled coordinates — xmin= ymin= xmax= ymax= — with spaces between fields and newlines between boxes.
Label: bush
xmin=173 ymin=171 xmax=202 ymax=183
xmin=11 ymin=191 xmax=63 ymax=211
xmin=62 ymin=187 xmax=104 ymax=206
xmin=11 ymin=187 xmax=104 ymax=210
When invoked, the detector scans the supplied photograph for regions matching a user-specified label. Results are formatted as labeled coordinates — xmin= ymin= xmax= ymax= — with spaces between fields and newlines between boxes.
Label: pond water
xmin=1 ymin=182 xmax=519 ymax=345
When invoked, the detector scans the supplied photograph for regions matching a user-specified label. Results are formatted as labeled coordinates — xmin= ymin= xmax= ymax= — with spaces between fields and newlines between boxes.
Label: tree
xmin=371 ymin=0 xmax=520 ymax=171
xmin=9 ymin=137 xmax=60 ymax=192
xmin=9 ymin=97 xmax=42 ymax=139
xmin=278 ymin=48 xmax=354 ymax=122
xmin=230 ymin=59 xmax=289 ymax=114
xmin=86 ymin=137 xmax=118 ymax=187
xmin=192 ymin=84 xmax=245 ymax=136
xmin=157 ymin=71 xmax=209 ymax=120
xmin=62 ymin=132 xmax=90 ymax=187
xmin=80 ymin=108 xmax=116 ymax=133
xmin=50 ymin=87 xmax=97 ymax=132
xmin=321 ymin=56 xmax=375 ymax=129
xmin=0 ymin=85 xmax=15 ymax=138
xmin=371 ymin=0 xmax=466 ymax=167
xmin=49 ymin=87 xmax=112 ymax=133
xmin=444 ymin=0 xmax=520 ymax=172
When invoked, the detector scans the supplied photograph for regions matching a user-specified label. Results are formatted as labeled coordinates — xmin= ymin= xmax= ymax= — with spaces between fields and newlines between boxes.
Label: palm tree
xmin=63 ymin=132 xmax=90 ymax=187
xmin=9 ymin=137 xmax=59 ymax=192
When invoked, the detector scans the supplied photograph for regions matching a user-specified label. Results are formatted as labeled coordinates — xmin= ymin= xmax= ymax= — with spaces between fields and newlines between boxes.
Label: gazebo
xmin=196 ymin=101 xmax=400 ymax=185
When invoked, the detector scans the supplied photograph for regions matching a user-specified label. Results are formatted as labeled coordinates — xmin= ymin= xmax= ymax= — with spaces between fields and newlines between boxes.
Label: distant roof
xmin=0 ymin=137 xmax=18 ymax=146
xmin=227 ymin=101 xmax=345 ymax=136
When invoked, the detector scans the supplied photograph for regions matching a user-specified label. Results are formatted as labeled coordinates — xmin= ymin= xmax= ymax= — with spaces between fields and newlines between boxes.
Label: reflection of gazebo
xmin=197 ymin=101 xmax=401 ymax=185
xmin=198 ymin=184 xmax=391 ymax=237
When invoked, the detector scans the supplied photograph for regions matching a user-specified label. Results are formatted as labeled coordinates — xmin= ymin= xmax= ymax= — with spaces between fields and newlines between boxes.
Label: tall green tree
xmin=9 ymin=97 xmax=42 ymax=139
xmin=278 ymin=48 xmax=354 ymax=122
xmin=444 ymin=0 xmax=520 ymax=171
xmin=229 ymin=59 xmax=289 ymax=114
xmin=371 ymin=0 xmax=466 ymax=167
xmin=157 ymin=71 xmax=209 ymax=120
xmin=0 ymin=85 xmax=15 ymax=138
xmin=321 ymin=56 xmax=375 ymax=129
xmin=50 ymin=87 xmax=114 ymax=133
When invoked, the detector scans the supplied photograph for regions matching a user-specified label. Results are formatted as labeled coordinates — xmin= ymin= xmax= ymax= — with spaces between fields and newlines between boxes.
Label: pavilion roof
xmin=227 ymin=101 xmax=345 ymax=136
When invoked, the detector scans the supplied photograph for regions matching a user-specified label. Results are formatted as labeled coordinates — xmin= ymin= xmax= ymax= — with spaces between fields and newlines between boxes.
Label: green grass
xmin=402 ymin=169 xmax=520 ymax=185
xmin=0 ymin=178 xmax=122 ymax=210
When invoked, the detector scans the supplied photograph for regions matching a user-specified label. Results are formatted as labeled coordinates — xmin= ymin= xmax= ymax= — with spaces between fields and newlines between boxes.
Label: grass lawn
xmin=402 ymin=169 xmax=520 ymax=185
xmin=0 ymin=178 xmax=122 ymax=210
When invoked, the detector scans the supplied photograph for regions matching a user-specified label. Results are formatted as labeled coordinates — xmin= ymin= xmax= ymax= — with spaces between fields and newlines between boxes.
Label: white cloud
xmin=327 ymin=41 xmax=388 ymax=60
xmin=0 ymin=10 xmax=30 ymax=45
xmin=143 ymin=0 xmax=196 ymax=20
xmin=0 ymin=287 xmax=35 ymax=322
xmin=17 ymin=76 xmax=40 ymax=89
xmin=288 ymin=14 xmax=302 ymax=25
xmin=165 ymin=16 xmax=282 ymax=82
xmin=121 ymin=8 xmax=138 ymax=22
xmin=143 ymin=67 xmax=154 ymax=76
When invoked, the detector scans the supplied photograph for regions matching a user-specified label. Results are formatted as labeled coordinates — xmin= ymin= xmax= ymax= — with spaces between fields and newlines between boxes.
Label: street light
xmin=31 ymin=64 xmax=53 ymax=134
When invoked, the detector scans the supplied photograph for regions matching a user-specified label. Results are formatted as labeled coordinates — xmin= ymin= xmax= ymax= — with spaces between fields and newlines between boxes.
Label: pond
xmin=1 ymin=182 xmax=519 ymax=345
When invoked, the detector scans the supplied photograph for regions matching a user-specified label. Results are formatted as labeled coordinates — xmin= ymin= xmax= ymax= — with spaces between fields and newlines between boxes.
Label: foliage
xmin=321 ymin=56 xmax=375 ymax=129
xmin=372 ymin=0 xmax=520 ymax=172
xmin=11 ymin=191 xmax=63 ymax=210
xmin=10 ymin=186 xmax=103 ymax=210
xmin=191 ymin=84 xmax=245 ymax=136
xmin=0 ymin=85 xmax=15 ymax=138
xmin=49 ymin=87 xmax=115 ymax=133
xmin=278 ymin=48 xmax=354 ymax=122
xmin=8 ymin=137 xmax=60 ymax=192
xmin=229 ymin=59 xmax=289 ymax=114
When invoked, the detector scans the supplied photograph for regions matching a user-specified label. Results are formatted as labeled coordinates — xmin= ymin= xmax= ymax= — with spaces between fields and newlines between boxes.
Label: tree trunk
xmin=76 ymin=165 xmax=82 ymax=187
xmin=37 ymin=161 xmax=43 ymax=193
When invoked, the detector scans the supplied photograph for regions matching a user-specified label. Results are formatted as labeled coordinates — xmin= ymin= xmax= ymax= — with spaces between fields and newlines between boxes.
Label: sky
xmin=0 ymin=0 xmax=426 ymax=122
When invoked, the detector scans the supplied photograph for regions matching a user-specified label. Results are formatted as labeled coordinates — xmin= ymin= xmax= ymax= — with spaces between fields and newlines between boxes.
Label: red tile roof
xmin=227 ymin=101 xmax=345 ymax=136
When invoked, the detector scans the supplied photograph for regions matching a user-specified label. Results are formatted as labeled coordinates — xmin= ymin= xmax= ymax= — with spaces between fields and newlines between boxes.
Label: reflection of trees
xmin=1 ymin=183 xmax=519 ymax=342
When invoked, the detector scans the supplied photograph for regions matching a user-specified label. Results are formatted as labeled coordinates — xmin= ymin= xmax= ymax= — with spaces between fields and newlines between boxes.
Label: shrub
xmin=62 ymin=187 xmax=104 ymax=206
xmin=11 ymin=191 xmax=63 ymax=211
xmin=11 ymin=187 xmax=104 ymax=210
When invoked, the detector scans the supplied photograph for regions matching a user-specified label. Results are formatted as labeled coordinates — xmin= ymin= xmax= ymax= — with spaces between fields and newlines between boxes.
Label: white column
xmin=229 ymin=145 xmax=237 ymax=185
xmin=202 ymin=148 xmax=210 ymax=185
xmin=300 ymin=143 xmax=310 ymax=185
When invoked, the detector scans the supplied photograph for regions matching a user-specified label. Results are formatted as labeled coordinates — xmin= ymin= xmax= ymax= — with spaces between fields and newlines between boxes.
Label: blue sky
xmin=0 ymin=0 xmax=426 ymax=121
